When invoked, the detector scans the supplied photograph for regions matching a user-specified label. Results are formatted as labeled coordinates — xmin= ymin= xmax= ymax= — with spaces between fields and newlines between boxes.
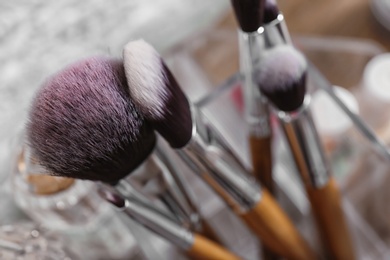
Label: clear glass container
xmin=165 ymin=29 xmax=390 ymax=258
xmin=10 ymin=136 xmax=143 ymax=260
xmin=0 ymin=222 xmax=70 ymax=260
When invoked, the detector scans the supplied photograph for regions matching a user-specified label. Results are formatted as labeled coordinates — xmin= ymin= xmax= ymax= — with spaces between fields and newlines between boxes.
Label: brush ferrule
xmin=261 ymin=14 xmax=291 ymax=47
xmin=101 ymin=184 xmax=194 ymax=250
xmin=278 ymin=96 xmax=330 ymax=188
xmin=238 ymin=14 xmax=291 ymax=138
xmin=239 ymin=30 xmax=271 ymax=138
xmin=177 ymin=119 xmax=262 ymax=213
xmin=114 ymin=179 xmax=179 ymax=223
xmin=115 ymin=151 xmax=201 ymax=229
xmin=122 ymin=199 xmax=194 ymax=250
xmin=153 ymin=148 xmax=201 ymax=230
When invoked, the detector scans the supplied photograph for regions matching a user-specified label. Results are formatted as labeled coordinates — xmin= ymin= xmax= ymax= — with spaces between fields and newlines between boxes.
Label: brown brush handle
xmin=307 ymin=177 xmax=355 ymax=260
xmin=249 ymin=135 xmax=274 ymax=193
xmin=187 ymin=234 xmax=240 ymax=260
xmin=241 ymin=190 xmax=317 ymax=260
xmin=249 ymin=135 xmax=281 ymax=260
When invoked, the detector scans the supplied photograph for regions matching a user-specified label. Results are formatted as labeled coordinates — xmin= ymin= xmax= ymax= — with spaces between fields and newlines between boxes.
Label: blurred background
xmin=1 ymin=0 xmax=390 ymax=259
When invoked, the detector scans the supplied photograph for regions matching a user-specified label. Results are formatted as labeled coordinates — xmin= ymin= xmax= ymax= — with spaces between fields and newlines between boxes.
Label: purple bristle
xmin=231 ymin=0 xmax=265 ymax=32
xmin=27 ymin=56 xmax=156 ymax=184
xmin=152 ymin=62 xmax=193 ymax=148
xmin=263 ymin=0 xmax=280 ymax=24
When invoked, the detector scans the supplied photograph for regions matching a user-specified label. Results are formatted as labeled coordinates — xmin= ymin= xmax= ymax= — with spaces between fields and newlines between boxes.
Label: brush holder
xmin=8 ymin=133 xmax=143 ymax=260
xmin=164 ymin=27 xmax=390 ymax=258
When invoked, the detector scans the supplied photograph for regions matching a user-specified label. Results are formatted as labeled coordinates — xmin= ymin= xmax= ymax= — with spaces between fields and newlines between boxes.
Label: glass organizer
xmin=164 ymin=28 xmax=390 ymax=258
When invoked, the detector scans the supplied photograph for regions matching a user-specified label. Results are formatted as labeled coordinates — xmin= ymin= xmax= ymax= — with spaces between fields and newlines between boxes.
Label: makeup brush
xmin=231 ymin=0 xmax=274 ymax=195
xmin=231 ymin=2 xmax=279 ymax=258
xmin=123 ymin=39 xmax=317 ymax=260
xmin=255 ymin=45 xmax=355 ymax=259
xmin=98 ymin=186 xmax=239 ymax=260
xmin=30 ymin=54 xmax=218 ymax=239
xmin=27 ymin=56 xmax=238 ymax=260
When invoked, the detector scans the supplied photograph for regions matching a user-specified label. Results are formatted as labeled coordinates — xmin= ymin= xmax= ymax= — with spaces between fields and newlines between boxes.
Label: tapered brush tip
xmin=263 ymin=0 xmax=280 ymax=24
xmin=231 ymin=0 xmax=265 ymax=32
xmin=123 ymin=40 xmax=192 ymax=149
xmin=255 ymin=45 xmax=307 ymax=112
xmin=27 ymin=56 xmax=156 ymax=184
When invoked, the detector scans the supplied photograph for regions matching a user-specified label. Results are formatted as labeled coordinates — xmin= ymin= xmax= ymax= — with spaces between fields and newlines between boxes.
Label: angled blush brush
xmin=123 ymin=39 xmax=317 ymax=260
xmin=255 ymin=45 xmax=355 ymax=259
xmin=27 ymin=56 xmax=238 ymax=260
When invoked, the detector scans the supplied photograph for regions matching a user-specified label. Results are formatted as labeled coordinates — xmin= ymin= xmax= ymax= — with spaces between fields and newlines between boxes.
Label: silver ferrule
xmin=115 ymin=151 xmax=201 ymax=229
xmin=114 ymin=179 xmax=178 ymax=223
xmin=122 ymin=199 xmax=194 ymax=250
xmin=278 ymin=96 xmax=330 ymax=188
xmin=102 ymin=185 xmax=194 ymax=250
xmin=152 ymin=149 xmax=201 ymax=230
xmin=177 ymin=111 xmax=262 ymax=213
xmin=238 ymin=29 xmax=271 ymax=138
xmin=262 ymin=14 xmax=291 ymax=48
xmin=238 ymin=13 xmax=291 ymax=138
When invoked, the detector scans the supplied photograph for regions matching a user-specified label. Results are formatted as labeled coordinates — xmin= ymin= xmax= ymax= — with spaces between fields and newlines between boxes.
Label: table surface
xmin=219 ymin=0 xmax=390 ymax=50
xmin=188 ymin=0 xmax=390 ymax=88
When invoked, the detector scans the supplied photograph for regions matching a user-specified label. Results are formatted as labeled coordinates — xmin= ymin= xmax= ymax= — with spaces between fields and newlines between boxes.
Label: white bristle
xmin=123 ymin=39 xmax=168 ymax=119
xmin=256 ymin=45 xmax=307 ymax=91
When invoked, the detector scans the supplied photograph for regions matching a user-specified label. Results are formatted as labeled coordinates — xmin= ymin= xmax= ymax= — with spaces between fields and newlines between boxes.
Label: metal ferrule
xmin=238 ymin=13 xmax=290 ymax=139
xmin=177 ymin=110 xmax=262 ymax=213
xmin=278 ymin=96 xmax=331 ymax=188
xmin=102 ymin=185 xmax=194 ymax=250
xmin=115 ymin=153 xmax=199 ymax=229
xmin=115 ymin=158 xmax=200 ymax=230
xmin=154 ymin=145 xmax=202 ymax=230
xmin=262 ymin=14 xmax=291 ymax=48
xmin=114 ymin=178 xmax=178 ymax=223
xmin=238 ymin=29 xmax=271 ymax=138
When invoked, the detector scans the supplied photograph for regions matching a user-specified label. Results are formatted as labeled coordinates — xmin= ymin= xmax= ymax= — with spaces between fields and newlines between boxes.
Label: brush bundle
xmin=2 ymin=1 xmax=390 ymax=260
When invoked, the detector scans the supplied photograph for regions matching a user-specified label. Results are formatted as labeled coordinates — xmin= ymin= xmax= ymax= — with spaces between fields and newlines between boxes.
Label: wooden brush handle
xmin=241 ymin=190 xmax=317 ymax=260
xmin=307 ymin=177 xmax=355 ymax=260
xmin=250 ymin=135 xmax=281 ymax=260
xmin=187 ymin=234 xmax=240 ymax=260
xmin=249 ymin=135 xmax=274 ymax=193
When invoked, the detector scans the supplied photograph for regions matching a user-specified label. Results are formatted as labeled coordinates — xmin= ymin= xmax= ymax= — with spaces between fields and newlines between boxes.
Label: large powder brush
xmin=123 ymin=39 xmax=317 ymax=260
xmin=28 ymin=57 xmax=155 ymax=184
xmin=27 ymin=56 xmax=239 ymax=260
